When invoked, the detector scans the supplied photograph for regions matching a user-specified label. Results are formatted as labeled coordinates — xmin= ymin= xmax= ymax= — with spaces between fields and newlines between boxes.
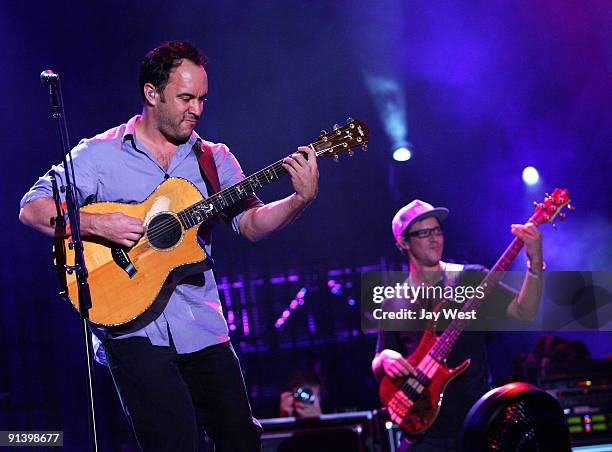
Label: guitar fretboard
xmin=176 ymin=140 xmax=340 ymax=228
xmin=429 ymin=237 xmax=525 ymax=362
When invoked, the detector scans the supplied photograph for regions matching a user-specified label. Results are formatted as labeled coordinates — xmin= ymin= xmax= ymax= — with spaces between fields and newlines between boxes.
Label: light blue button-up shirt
xmin=21 ymin=115 xmax=259 ymax=360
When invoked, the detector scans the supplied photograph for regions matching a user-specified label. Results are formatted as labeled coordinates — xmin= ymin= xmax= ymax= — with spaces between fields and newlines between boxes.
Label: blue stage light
xmin=393 ymin=147 xmax=412 ymax=162
xmin=522 ymin=166 xmax=539 ymax=185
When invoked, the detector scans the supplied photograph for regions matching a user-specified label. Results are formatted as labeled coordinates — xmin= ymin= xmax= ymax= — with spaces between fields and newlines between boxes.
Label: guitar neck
xmin=429 ymin=237 xmax=524 ymax=362
xmin=174 ymin=118 xmax=369 ymax=227
xmin=177 ymin=143 xmax=334 ymax=228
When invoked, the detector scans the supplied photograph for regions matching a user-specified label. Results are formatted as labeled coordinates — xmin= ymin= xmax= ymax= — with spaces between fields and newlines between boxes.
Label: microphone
xmin=40 ymin=70 xmax=61 ymax=116
xmin=40 ymin=69 xmax=59 ymax=85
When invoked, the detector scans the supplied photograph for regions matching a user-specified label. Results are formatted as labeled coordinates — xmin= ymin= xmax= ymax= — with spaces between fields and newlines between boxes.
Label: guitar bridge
xmin=111 ymin=247 xmax=137 ymax=278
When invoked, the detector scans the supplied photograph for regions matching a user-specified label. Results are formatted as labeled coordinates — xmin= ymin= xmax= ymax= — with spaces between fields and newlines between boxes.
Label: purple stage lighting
xmin=274 ymin=287 xmax=309 ymax=328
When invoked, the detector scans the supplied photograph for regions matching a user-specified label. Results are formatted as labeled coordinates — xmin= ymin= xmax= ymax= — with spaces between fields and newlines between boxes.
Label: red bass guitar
xmin=380 ymin=189 xmax=572 ymax=434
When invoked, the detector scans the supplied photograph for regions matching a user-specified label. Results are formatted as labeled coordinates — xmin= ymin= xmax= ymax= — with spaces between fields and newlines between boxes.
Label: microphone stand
xmin=40 ymin=70 xmax=99 ymax=452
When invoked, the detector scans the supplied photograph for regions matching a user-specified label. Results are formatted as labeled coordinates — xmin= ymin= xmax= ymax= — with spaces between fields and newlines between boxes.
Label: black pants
xmin=104 ymin=338 xmax=262 ymax=452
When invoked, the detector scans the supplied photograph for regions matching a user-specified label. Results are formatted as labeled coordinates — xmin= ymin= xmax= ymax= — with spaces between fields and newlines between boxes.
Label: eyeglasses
xmin=404 ymin=226 xmax=443 ymax=239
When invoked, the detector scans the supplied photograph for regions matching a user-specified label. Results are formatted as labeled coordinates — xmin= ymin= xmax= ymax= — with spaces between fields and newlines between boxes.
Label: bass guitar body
xmin=379 ymin=326 xmax=470 ymax=435
xmin=61 ymin=178 xmax=209 ymax=329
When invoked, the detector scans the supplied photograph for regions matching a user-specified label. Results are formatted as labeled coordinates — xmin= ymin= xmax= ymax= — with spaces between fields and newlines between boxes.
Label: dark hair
xmin=287 ymin=369 xmax=325 ymax=399
xmin=139 ymin=41 xmax=207 ymax=100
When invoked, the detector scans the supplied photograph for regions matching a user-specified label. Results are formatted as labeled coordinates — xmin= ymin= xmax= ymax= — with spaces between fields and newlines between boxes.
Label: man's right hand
xmin=279 ymin=391 xmax=295 ymax=417
xmin=20 ymin=199 xmax=144 ymax=247
xmin=84 ymin=212 xmax=145 ymax=247
xmin=377 ymin=349 xmax=416 ymax=379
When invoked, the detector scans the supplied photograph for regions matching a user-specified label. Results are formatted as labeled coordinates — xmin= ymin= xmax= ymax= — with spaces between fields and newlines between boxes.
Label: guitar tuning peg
xmin=333 ymin=124 xmax=340 ymax=130
xmin=347 ymin=117 xmax=354 ymax=123
xmin=567 ymin=204 xmax=575 ymax=211
xmin=533 ymin=201 xmax=538 ymax=207
xmin=361 ymin=144 xmax=368 ymax=152
xmin=552 ymin=223 xmax=557 ymax=229
xmin=545 ymin=192 xmax=550 ymax=198
xmin=333 ymin=154 xmax=340 ymax=163
xmin=559 ymin=213 xmax=567 ymax=221
xmin=348 ymin=149 xmax=354 ymax=157
xmin=320 ymin=130 xmax=327 ymax=136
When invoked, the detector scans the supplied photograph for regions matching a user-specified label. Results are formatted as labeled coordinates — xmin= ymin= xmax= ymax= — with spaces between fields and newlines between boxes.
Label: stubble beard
xmin=157 ymin=104 xmax=192 ymax=145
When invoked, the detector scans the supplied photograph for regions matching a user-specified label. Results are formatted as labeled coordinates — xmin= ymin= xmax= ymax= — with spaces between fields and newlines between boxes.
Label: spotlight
xmin=363 ymin=75 xmax=414 ymax=163
xmin=522 ymin=166 xmax=539 ymax=186
xmin=393 ymin=146 xmax=412 ymax=162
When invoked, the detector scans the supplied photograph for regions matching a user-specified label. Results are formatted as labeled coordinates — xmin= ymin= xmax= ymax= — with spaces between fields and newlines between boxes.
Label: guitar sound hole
xmin=147 ymin=213 xmax=183 ymax=250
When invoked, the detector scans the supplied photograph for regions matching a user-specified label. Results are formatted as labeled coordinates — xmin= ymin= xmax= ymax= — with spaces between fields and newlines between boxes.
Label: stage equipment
xmin=40 ymin=69 xmax=99 ymax=451
xmin=459 ymin=382 xmax=571 ymax=452
xmin=540 ymin=360 xmax=612 ymax=447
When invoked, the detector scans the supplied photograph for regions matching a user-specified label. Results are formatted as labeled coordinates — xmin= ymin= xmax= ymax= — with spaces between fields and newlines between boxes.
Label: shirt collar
xmin=407 ymin=261 xmax=447 ymax=287
xmin=122 ymin=114 xmax=201 ymax=148
xmin=122 ymin=115 xmax=139 ymax=143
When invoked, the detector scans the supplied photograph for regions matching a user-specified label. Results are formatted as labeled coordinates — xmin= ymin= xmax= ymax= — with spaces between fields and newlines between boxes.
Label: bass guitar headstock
xmin=531 ymin=188 xmax=573 ymax=227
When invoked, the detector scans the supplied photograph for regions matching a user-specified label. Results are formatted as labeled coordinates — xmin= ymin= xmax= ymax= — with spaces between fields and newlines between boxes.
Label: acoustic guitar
xmin=379 ymin=188 xmax=572 ymax=434
xmin=57 ymin=119 xmax=368 ymax=329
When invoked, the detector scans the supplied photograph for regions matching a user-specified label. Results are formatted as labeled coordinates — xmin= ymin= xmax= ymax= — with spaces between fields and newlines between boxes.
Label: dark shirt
xmin=375 ymin=264 xmax=516 ymax=439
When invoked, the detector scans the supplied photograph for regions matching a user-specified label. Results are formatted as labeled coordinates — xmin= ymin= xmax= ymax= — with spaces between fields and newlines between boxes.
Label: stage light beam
xmin=365 ymin=74 xmax=413 ymax=162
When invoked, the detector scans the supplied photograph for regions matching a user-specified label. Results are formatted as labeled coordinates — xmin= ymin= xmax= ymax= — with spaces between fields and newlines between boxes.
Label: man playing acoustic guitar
xmin=372 ymin=199 xmax=544 ymax=451
xmin=20 ymin=41 xmax=319 ymax=451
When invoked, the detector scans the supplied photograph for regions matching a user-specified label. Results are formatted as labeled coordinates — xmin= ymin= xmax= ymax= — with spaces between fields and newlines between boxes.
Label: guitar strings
xmin=143 ymin=143 xmax=333 ymax=242
xmin=144 ymin=137 xmax=360 ymax=242
xmin=426 ymin=240 xmax=523 ymax=360
xmin=143 ymin=141 xmax=354 ymax=243
xmin=144 ymin=159 xmax=289 ymax=242
xmin=399 ymin=354 xmax=435 ymax=403
xmin=144 ymin=158 xmax=291 ymax=242
xmin=397 ymin=239 xmax=532 ymax=411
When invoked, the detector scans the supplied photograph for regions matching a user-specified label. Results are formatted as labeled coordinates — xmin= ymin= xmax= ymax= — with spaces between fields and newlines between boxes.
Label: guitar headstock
xmin=312 ymin=118 xmax=369 ymax=162
xmin=531 ymin=188 xmax=573 ymax=226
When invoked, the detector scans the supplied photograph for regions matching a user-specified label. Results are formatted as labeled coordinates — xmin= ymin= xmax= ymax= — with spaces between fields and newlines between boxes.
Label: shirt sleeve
xmin=211 ymin=142 xmax=264 ymax=235
xmin=20 ymin=139 xmax=99 ymax=212
xmin=376 ymin=331 xmax=421 ymax=357
xmin=375 ymin=331 xmax=401 ymax=354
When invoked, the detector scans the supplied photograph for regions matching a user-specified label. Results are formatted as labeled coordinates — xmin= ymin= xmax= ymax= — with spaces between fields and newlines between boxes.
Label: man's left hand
xmin=511 ymin=222 xmax=543 ymax=264
xmin=282 ymin=146 xmax=319 ymax=206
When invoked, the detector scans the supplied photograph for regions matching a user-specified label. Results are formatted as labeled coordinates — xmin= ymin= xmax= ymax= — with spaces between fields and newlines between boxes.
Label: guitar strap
xmin=193 ymin=140 xmax=222 ymax=194
xmin=192 ymin=140 xmax=264 ymax=225
xmin=192 ymin=140 xmax=228 ymax=223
